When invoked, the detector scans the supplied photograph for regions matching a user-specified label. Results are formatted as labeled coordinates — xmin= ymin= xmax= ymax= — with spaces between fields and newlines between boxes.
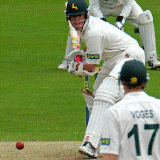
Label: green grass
xmin=1 ymin=0 xmax=160 ymax=141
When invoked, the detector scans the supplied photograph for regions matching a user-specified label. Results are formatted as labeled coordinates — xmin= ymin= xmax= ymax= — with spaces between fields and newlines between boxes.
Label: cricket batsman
xmin=65 ymin=0 xmax=146 ymax=158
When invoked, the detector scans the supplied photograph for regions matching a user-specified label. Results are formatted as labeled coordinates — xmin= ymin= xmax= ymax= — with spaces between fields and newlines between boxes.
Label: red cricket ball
xmin=16 ymin=141 xmax=24 ymax=150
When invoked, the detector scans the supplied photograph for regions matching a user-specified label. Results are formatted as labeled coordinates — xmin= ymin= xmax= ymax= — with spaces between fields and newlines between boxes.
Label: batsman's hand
xmin=76 ymin=63 xmax=96 ymax=72
xmin=75 ymin=63 xmax=83 ymax=78
xmin=75 ymin=63 xmax=97 ymax=77
xmin=76 ymin=62 xmax=80 ymax=71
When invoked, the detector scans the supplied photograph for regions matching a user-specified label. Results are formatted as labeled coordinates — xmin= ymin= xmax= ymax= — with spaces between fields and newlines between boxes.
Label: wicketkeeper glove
xmin=114 ymin=16 xmax=125 ymax=31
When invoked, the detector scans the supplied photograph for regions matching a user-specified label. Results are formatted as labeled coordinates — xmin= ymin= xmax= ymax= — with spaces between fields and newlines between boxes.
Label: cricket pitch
xmin=0 ymin=141 xmax=102 ymax=160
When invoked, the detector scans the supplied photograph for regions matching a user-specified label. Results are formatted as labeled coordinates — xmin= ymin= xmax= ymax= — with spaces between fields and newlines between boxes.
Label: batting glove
xmin=75 ymin=63 xmax=98 ymax=77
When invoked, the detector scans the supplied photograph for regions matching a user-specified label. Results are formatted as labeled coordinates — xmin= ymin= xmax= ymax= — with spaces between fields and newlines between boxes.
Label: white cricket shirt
xmin=100 ymin=91 xmax=160 ymax=159
xmin=90 ymin=0 xmax=135 ymax=19
xmin=79 ymin=16 xmax=139 ymax=64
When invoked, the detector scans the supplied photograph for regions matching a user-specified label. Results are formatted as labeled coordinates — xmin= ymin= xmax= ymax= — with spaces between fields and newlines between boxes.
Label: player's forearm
xmin=119 ymin=0 xmax=134 ymax=20
xmin=85 ymin=35 xmax=105 ymax=65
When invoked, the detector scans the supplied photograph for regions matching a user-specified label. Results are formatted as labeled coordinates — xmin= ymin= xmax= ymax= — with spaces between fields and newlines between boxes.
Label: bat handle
xmin=76 ymin=55 xmax=81 ymax=62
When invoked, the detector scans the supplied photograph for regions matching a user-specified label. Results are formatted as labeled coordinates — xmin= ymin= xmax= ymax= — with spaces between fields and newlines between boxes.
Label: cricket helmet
xmin=66 ymin=0 xmax=88 ymax=16
xmin=120 ymin=59 xmax=147 ymax=86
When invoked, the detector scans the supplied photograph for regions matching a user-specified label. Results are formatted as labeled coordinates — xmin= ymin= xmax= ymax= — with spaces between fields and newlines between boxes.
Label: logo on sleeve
xmin=101 ymin=138 xmax=110 ymax=145
xmin=87 ymin=54 xmax=99 ymax=59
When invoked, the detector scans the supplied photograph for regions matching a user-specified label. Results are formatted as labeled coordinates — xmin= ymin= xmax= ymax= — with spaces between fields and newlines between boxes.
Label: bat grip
xmin=76 ymin=55 xmax=81 ymax=62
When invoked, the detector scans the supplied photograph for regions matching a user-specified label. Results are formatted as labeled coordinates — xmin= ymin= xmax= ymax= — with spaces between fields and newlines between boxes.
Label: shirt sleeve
xmin=85 ymin=35 xmax=105 ymax=64
xmin=100 ymin=109 xmax=120 ymax=155
xmin=89 ymin=0 xmax=104 ymax=18
xmin=120 ymin=0 xmax=134 ymax=19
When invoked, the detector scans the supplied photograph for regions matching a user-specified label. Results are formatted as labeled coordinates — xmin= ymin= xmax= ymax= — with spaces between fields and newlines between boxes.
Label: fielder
xmin=89 ymin=0 xmax=160 ymax=69
xmin=65 ymin=0 xmax=145 ymax=158
xmin=100 ymin=59 xmax=160 ymax=159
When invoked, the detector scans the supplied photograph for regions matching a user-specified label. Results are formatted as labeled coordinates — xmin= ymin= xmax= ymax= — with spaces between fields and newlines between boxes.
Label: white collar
xmin=123 ymin=91 xmax=147 ymax=100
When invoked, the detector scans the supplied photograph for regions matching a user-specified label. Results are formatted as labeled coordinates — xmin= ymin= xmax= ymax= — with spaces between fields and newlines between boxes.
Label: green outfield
xmin=1 ymin=0 xmax=160 ymax=142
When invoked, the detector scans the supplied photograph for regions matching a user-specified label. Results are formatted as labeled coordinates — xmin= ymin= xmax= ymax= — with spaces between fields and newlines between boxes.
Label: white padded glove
xmin=68 ymin=49 xmax=87 ymax=74
xmin=115 ymin=16 xmax=125 ymax=31
xmin=68 ymin=49 xmax=86 ymax=60
xmin=68 ymin=60 xmax=78 ymax=73
xmin=68 ymin=49 xmax=98 ymax=77
xmin=75 ymin=63 xmax=98 ymax=77
xmin=114 ymin=22 xmax=124 ymax=31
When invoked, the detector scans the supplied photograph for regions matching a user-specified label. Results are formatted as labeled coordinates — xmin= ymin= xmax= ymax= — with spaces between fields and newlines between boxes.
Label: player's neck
xmin=125 ymin=89 xmax=141 ymax=93
xmin=124 ymin=86 xmax=142 ymax=93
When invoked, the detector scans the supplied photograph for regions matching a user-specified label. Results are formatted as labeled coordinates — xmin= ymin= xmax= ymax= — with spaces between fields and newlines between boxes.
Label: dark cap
xmin=120 ymin=59 xmax=147 ymax=86
xmin=66 ymin=0 xmax=88 ymax=16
